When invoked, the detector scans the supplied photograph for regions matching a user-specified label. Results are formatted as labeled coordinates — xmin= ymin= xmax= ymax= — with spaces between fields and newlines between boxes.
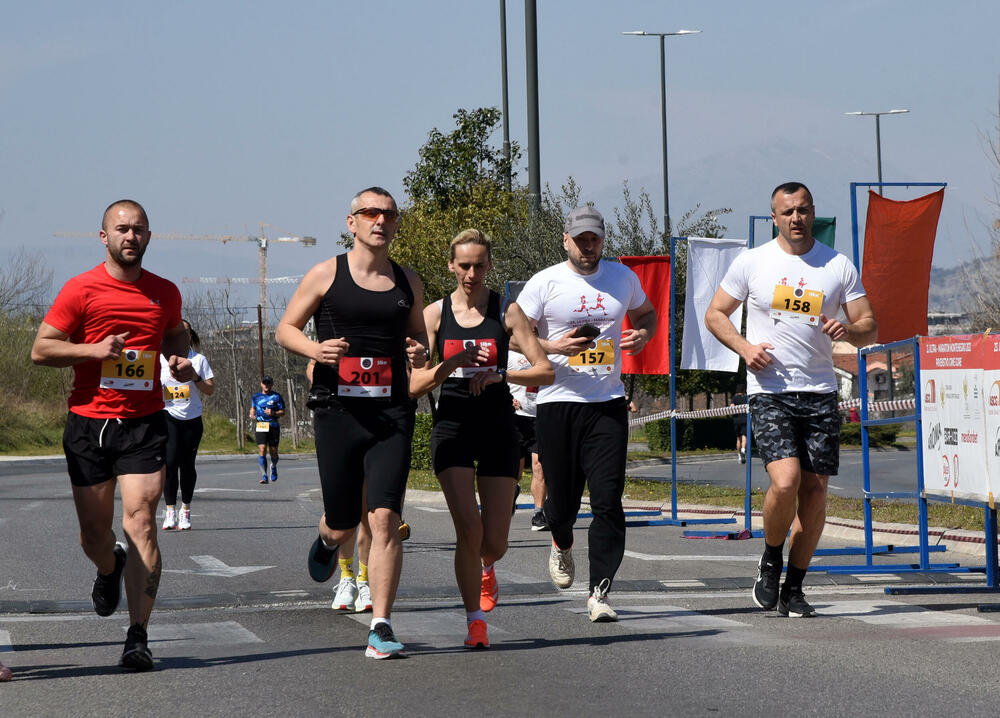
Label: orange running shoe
xmin=480 ymin=566 xmax=499 ymax=612
xmin=464 ymin=619 xmax=489 ymax=649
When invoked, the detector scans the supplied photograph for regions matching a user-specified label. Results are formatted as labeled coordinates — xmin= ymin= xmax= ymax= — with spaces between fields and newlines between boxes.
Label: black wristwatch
xmin=497 ymin=369 xmax=507 ymax=382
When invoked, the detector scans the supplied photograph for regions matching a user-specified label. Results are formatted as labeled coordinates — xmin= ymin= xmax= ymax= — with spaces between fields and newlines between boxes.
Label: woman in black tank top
xmin=410 ymin=229 xmax=553 ymax=649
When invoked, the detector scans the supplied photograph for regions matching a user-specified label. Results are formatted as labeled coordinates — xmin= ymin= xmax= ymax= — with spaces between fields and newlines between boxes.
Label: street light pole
xmin=499 ymin=0 xmax=511 ymax=191
xmin=623 ymin=29 xmax=701 ymax=237
xmin=845 ymin=109 xmax=910 ymax=195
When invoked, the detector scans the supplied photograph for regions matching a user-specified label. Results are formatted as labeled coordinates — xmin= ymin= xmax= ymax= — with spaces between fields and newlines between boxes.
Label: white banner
xmin=680 ymin=237 xmax=746 ymax=372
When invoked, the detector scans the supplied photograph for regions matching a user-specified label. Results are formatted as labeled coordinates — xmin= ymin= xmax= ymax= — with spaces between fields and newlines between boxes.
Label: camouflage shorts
xmin=749 ymin=392 xmax=840 ymax=476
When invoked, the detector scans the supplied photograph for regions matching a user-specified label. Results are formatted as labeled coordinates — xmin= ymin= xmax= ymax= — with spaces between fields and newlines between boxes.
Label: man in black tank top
xmin=277 ymin=187 xmax=430 ymax=660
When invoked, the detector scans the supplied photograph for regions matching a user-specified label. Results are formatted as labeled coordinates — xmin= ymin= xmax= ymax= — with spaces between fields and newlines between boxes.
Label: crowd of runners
xmin=14 ymin=179 xmax=874 ymax=675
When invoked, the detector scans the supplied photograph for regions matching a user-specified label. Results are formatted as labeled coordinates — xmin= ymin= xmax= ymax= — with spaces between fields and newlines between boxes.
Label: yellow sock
xmin=358 ymin=562 xmax=369 ymax=583
xmin=338 ymin=557 xmax=355 ymax=580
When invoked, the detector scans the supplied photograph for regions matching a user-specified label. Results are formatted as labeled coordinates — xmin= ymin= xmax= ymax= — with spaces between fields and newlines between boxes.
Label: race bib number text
xmin=769 ymin=285 xmax=824 ymax=325
xmin=100 ymin=350 xmax=156 ymax=391
xmin=338 ymin=357 xmax=392 ymax=398
xmin=568 ymin=339 xmax=616 ymax=373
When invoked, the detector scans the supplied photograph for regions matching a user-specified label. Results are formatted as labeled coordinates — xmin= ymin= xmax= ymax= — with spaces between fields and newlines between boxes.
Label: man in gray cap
xmin=515 ymin=206 xmax=657 ymax=622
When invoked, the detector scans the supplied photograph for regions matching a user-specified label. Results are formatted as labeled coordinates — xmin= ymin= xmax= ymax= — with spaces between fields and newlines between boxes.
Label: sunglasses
xmin=352 ymin=207 xmax=400 ymax=221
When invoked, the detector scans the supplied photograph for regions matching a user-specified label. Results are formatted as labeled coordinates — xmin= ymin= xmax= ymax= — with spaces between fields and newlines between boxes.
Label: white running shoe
xmin=161 ymin=507 xmax=177 ymax=530
xmin=587 ymin=578 xmax=618 ymax=622
xmin=548 ymin=542 xmax=575 ymax=588
xmin=355 ymin=581 xmax=373 ymax=613
xmin=177 ymin=507 xmax=191 ymax=531
xmin=331 ymin=577 xmax=359 ymax=611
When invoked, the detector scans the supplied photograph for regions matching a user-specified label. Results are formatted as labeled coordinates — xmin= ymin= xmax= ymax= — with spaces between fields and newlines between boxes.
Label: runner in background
xmin=508 ymin=348 xmax=548 ymax=531
xmin=161 ymin=319 xmax=215 ymax=530
xmin=411 ymin=228 xmax=553 ymax=649
xmin=731 ymin=384 xmax=748 ymax=464
xmin=249 ymin=376 xmax=285 ymax=484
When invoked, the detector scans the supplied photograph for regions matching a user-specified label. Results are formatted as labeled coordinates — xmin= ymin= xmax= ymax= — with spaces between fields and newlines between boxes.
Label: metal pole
xmin=257 ymin=304 xmax=265 ymax=381
xmin=524 ymin=0 xmax=540 ymax=212
xmin=500 ymin=0 xmax=511 ymax=191
xmin=669 ymin=236 xmax=678 ymax=520
xmin=875 ymin=115 xmax=883 ymax=196
xmin=660 ymin=36 xmax=670 ymax=235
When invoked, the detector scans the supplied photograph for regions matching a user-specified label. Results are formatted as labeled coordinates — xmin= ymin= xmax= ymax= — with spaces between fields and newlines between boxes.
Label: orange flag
xmin=862 ymin=189 xmax=944 ymax=343
xmin=620 ymin=256 xmax=671 ymax=375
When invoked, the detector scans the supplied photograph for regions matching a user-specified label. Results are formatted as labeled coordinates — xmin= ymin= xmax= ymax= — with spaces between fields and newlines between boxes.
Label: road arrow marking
xmin=164 ymin=555 xmax=274 ymax=577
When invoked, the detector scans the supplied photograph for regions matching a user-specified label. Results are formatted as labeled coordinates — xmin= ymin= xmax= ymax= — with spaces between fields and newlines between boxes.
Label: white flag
xmin=681 ymin=237 xmax=746 ymax=372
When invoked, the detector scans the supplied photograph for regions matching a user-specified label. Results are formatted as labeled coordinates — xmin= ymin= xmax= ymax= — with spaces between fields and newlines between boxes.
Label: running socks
xmin=371 ymin=617 xmax=392 ymax=631
xmin=466 ymin=609 xmax=485 ymax=624
xmin=339 ymin=557 xmax=355 ymax=580
xmin=783 ymin=564 xmax=808 ymax=594
xmin=358 ymin=562 xmax=369 ymax=582
xmin=763 ymin=541 xmax=783 ymax=565
xmin=258 ymin=456 xmax=267 ymax=471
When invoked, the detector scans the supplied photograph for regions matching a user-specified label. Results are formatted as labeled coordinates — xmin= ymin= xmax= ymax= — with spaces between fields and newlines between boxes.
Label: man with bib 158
xmin=705 ymin=182 xmax=876 ymax=618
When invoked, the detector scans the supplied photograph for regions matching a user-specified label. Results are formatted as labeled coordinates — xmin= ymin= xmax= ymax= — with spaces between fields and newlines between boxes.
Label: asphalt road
xmin=1 ymin=454 xmax=998 ymax=716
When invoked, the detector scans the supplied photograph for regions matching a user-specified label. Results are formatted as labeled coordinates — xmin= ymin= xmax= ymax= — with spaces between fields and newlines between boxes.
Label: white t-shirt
xmin=517 ymin=260 xmax=647 ymax=404
xmin=160 ymin=350 xmax=214 ymax=420
xmin=507 ymin=349 xmax=538 ymax=417
xmin=719 ymin=239 xmax=865 ymax=395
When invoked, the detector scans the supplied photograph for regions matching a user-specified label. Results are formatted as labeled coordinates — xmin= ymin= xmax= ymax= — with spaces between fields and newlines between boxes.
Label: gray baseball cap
xmin=564 ymin=206 xmax=606 ymax=239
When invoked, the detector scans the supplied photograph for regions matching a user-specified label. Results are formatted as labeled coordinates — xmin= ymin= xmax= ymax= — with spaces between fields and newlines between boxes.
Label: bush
xmin=646 ymin=417 xmax=735 ymax=452
xmin=411 ymin=413 xmax=433 ymax=469
xmin=840 ymin=422 xmax=899 ymax=446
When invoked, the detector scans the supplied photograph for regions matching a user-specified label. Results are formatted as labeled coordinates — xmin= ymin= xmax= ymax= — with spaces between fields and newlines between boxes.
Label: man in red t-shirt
xmin=31 ymin=199 xmax=195 ymax=671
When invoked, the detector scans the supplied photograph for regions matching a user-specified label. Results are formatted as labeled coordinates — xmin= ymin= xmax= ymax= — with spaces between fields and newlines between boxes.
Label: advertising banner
xmin=918 ymin=335 xmax=990 ymax=502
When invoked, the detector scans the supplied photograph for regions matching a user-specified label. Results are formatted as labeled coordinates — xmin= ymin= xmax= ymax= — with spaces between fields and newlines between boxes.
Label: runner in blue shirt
xmin=249 ymin=375 xmax=285 ymax=483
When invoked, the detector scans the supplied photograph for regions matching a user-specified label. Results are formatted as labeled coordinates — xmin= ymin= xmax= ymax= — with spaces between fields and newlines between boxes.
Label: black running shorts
xmin=430 ymin=397 xmax=520 ymax=478
xmin=254 ymin=425 xmax=281 ymax=447
xmin=63 ymin=411 xmax=168 ymax=487
xmin=514 ymin=414 xmax=537 ymax=464
xmin=749 ymin=392 xmax=840 ymax=476
xmin=313 ymin=401 xmax=414 ymax=530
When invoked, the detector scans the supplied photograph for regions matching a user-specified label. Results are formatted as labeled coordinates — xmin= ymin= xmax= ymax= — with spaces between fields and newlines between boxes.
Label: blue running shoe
xmin=365 ymin=623 xmax=405 ymax=659
xmin=308 ymin=536 xmax=338 ymax=582
xmin=270 ymin=468 xmax=278 ymax=483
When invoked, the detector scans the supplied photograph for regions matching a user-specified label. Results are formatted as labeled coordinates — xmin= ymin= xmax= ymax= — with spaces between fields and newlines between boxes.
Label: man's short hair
xmin=770 ymin=182 xmax=813 ymax=211
xmin=350 ymin=186 xmax=395 ymax=212
xmin=102 ymin=199 xmax=149 ymax=232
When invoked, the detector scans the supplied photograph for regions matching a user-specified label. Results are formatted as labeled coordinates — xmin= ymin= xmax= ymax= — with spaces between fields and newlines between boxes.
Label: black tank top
xmin=311 ymin=255 xmax=413 ymax=406
xmin=436 ymin=290 xmax=511 ymax=404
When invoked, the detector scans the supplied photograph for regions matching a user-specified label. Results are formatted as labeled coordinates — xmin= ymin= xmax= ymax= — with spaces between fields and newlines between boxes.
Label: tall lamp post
xmin=622 ymin=29 xmax=701 ymax=236
xmin=845 ymin=109 xmax=910 ymax=195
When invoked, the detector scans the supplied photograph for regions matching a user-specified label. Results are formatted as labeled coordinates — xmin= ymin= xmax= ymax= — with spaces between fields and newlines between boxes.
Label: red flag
xmin=619 ymin=255 xmax=670 ymax=375
xmin=862 ymin=189 xmax=944 ymax=343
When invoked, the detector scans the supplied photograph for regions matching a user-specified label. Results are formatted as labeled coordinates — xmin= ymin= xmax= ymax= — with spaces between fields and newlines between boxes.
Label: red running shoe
xmin=480 ymin=566 xmax=499 ymax=612
xmin=464 ymin=619 xmax=489 ymax=649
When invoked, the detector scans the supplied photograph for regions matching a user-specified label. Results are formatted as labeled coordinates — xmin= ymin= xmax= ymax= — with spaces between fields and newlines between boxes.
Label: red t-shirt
xmin=44 ymin=264 xmax=183 ymax=419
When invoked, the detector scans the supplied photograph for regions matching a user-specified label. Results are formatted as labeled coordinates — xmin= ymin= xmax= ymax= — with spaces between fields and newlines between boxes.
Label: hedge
xmin=645 ymin=417 xmax=899 ymax=451
xmin=411 ymin=412 xmax=434 ymax=469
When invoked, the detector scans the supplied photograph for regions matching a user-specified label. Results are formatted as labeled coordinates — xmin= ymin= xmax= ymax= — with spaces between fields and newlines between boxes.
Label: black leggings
xmin=163 ymin=413 xmax=204 ymax=505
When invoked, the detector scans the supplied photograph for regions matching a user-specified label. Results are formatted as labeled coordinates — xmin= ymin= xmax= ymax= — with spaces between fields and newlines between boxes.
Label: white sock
xmin=321 ymin=536 xmax=338 ymax=550
xmin=466 ymin=609 xmax=485 ymax=624
xmin=371 ymin=617 xmax=391 ymax=630
xmin=481 ymin=562 xmax=494 ymax=574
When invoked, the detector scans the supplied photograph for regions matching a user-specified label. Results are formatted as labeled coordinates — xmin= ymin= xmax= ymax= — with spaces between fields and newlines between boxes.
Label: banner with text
xmin=919 ymin=335 xmax=992 ymax=503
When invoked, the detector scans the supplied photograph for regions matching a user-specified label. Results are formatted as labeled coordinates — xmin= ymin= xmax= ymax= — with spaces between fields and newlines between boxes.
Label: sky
xmin=1 ymin=0 xmax=998 ymax=317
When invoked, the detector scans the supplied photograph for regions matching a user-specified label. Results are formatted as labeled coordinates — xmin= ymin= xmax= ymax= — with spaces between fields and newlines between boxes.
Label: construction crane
xmin=53 ymin=223 xmax=316 ymax=318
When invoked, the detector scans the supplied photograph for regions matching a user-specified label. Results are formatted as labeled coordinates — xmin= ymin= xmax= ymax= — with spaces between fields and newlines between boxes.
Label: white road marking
xmin=163 ymin=555 xmax=274 ymax=577
xmin=660 ymin=579 xmax=706 ymax=588
xmin=624 ymin=550 xmax=760 ymax=562
xmin=144 ymin=621 xmax=264 ymax=645
xmin=412 ymin=506 xmax=451 ymax=513
xmin=0 ymin=629 xmax=12 ymax=655
xmin=194 ymin=488 xmax=268 ymax=493
xmin=20 ymin=501 xmax=43 ymax=511
xmin=852 ymin=573 xmax=902 ymax=582
xmin=822 ymin=600 xmax=995 ymax=626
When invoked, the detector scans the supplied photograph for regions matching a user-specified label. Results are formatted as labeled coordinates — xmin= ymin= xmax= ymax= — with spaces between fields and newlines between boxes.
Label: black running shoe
xmin=530 ymin=510 xmax=550 ymax=532
xmin=92 ymin=543 xmax=127 ymax=617
xmin=307 ymin=536 xmax=338 ymax=582
xmin=119 ymin=624 xmax=154 ymax=671
xmin=752 ymin=556 xmax=782 ymax=610
xmin=778 ymin=587 xmax=817 ymax=617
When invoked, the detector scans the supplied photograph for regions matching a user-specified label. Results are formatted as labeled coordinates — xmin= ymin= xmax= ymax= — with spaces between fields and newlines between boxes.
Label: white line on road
xmin=412 ymin=506 xmax=451 ymax=513
xmin=624 ymin=550 xmax=760 ymax=562
xmin=163 ymin=555 xmax=275 ymax=577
